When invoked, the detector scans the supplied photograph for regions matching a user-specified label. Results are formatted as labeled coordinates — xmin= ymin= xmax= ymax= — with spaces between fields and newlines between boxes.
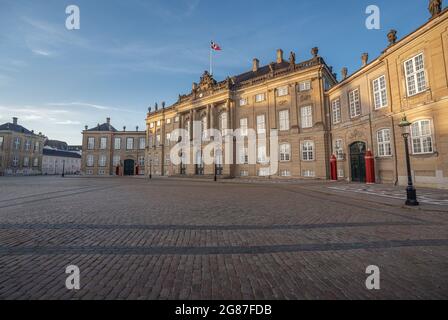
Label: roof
xmin=0 ymin=122 xmax=36 ymax=135
xmin=86 ymin=123 xmax=117 ymax=132
xmin=43 ymin=148 xmax=81 ymax=159
xmin=45 ymin=140 xmax=68 ymax=150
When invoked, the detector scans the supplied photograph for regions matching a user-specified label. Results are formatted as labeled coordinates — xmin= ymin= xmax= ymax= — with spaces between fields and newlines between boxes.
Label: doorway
xmin=124 ymin=159 xmax=135 ymax=176
xmin=350 ymin=142 xmax=366 ymax=183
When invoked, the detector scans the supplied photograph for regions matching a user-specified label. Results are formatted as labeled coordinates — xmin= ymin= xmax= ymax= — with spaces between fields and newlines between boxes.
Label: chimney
xmin=276 ymin=49 xmax=283 ymax=64
xmin=361 ymin=53 xmax=369 ymax=67
xmin=106 ymin=117 xmax=111 ymax=124
xmin=84 ymin=125 xmax=88 ymax=130
xmin=12 ymin=117 xmax=18 ymax=125
xmin=136 ymin=126 xmax=139 ymax=132
xmin=123 ymin=126 xmax=126 ymax=132
xmin=252 ymin=58 xmax=259 ymax=72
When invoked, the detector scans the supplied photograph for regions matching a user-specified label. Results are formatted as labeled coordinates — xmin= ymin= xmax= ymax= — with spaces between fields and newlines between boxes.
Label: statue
xmin=429 ymin=0 xmax=442 ymax=18
xmin=311 ymin=47 xmax=319 ymax=58
xmin=341 ymin=67 xmax=348 ymax=80
xmin=269 ymin=62 xmax=275 ymax=73
xmin=162 ymin=101 xmax=166 ymax=109
xmin=148 ymin=107 xmax=152 ymax=113
xmin=361 ymin=53 xmax=369 ymax=66
xmin=155 ymin=102 xmax=158 ymax=111
xmin=387 ymin=30 xmax=397 ymax=46
xmin=289 ymin=51 xmax=296 ymax=65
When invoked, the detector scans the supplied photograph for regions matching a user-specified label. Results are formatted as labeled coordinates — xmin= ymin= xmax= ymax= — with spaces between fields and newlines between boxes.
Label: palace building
xmin=0 ymin=117 xmax=46 ymax=176
xmin=81 ymin=118 xmax=146 ymax=176
xmin=143 ymin=2 xmax=448 ymax=189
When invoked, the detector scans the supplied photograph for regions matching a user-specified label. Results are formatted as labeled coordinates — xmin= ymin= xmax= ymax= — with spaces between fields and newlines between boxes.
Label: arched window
xmin=411 ymin=120 xmax=433 ymax=154
xmin=202 ymin=116 xmax=208 ymax=139
xmin=377 ymin=129 xmax=392 ymax=157
xmin=280 ymin=143 xmax=291 ymax=161
xmin=220 ymin=112 xmax=228 ymax=134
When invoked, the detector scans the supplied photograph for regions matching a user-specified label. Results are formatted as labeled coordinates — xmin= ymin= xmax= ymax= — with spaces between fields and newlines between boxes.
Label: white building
xmin=42 ymin=147 xmax=82 ymax=175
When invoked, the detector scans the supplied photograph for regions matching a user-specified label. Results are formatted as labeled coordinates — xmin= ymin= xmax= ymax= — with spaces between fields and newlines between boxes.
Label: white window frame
xmin=239 ymin=98 xmax=248 ymax=106
xmin=377 ymin=129 xmax=392 ymax=157
xmin=86 ymin=155 xmax=94 ymax=167
xmin=301 ymin=106 xmax=313 ymax=129
xmin=301 ymin=141 xmax=315 ymax=161
xmin=166 ymin=118 xmax=172 ymax=124
xmin=404 ymin=53 xmax=427 ymax=97
xmin=126 ymin=138 xmax=134 ymax=150
xmin=166 ymin=133 xmax=171 ymax=145
xmin=33 ymin=158 xmax=39 ymax=167
xmin=373 ymin=75 xmax=388 ymax=109
xmin=240 ymin=118 xmax=248 ymax=136
xmin=98 ymin=155 xmax=107 ymax=167
xmin=280 ymin=170 xmax=291 ymax=177
xmin=277 ymin=86 xmax=288 ymax=97
xmin=87 ymin=137 xmax=95 ymax=150
xmin=349 ymin=88 xmax=361 ymax=118
xmin=299 ymin=81 xmax=311 ymax=92
xmin=139 ymin=137 xmax=146 ymax=149
xmin=411 ymin=120 xmax=434 ymax=155
xmin=280 ymin=143 xmax=291 ymax=162
xmin=100 ymin=137 xmax=107 ymax=150
xmin=256 ymin=115 xmax=266 ymax=135
xmin=334 ymin=139 xmax=344 ymax=160
xmin=113 ymin=155 xmax=120 ymax=167
xmin=332 ymin=99 xmax=341 ymax=124
xmin=279 ymin=110 xmax=290 ymax=131
xmin=255 ymin=93 xmax=266 ymax=103
xmin=257 ymin=145 xmax=267 ymax=163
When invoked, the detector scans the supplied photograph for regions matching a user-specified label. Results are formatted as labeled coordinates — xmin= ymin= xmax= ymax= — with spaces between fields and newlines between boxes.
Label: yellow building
xmin=145 ymin=2 xmax=448 ymax=189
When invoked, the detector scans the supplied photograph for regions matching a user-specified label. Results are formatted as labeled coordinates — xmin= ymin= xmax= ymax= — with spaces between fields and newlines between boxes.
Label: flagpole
xmin=210 ymin=46 xmax=213 ymax=76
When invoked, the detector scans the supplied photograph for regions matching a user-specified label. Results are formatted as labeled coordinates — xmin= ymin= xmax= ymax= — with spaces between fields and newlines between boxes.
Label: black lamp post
xmin=61 ymin=160 xmax=65 ymax=178
xmin=149 ymin=158 xmax=152 ymax=179
xmin=398 ymin=115 xmax=419 ymax=206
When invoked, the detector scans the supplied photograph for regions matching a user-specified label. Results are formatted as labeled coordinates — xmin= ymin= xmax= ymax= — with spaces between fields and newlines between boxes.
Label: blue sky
xmin=0 ymin=0 xmax=431 ymax=144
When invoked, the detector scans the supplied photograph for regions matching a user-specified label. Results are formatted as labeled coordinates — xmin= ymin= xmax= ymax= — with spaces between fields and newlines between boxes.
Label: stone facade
xmin=144 ymin=4 xmax=448 ymax=189
xmin=42 ymin=147 xmax=82 ymax=175
xmin=0 ymin=117 xmax=46 ymax=176
xmin=81 ymin=118 xmax=146 ymax=176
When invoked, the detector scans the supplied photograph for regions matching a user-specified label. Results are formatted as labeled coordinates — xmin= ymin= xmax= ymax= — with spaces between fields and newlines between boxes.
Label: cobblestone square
xmin=0 ymin=176 xmax=447 ymax=300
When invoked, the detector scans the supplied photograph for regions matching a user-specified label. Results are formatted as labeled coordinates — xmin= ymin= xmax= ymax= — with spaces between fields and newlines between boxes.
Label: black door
xmin=350 ymin=142 xmax=366 ymax=183
xmin=124 ymin=159 xmax=135 ymax=176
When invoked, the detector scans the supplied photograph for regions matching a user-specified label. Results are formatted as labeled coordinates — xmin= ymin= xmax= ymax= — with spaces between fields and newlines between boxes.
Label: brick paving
xmin=0 ymin=176 xmax=447 ymax=299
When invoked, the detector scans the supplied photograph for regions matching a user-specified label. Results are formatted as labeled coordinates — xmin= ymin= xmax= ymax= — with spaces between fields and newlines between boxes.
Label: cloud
xmin=56 ymin=120 xmax=81 ymax=125
xmin=47 ymin=102 xmax=142 ymax=114
xmin=32 ymin=49 xmax=52 ymax=56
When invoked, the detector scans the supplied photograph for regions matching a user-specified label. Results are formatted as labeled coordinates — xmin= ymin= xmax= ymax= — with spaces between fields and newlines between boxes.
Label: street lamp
xmin=398 ymin=115 xmax=419 ymax=206
xmin=62 ymin=159 xmax=65 ymax=178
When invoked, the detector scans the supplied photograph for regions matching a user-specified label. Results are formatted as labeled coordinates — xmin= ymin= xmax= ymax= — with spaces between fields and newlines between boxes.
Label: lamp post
xmin=398 ymin=115 xmax=419 ymax=206
xmin=149 ymin=158 xmax=152 ymax=179
xmin=62 ymin=160 xmax=65 ymax=178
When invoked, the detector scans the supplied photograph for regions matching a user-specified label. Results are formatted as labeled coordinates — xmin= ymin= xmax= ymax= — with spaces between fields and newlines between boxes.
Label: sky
xmin=0 ymin=0 xmax=432 ymax=145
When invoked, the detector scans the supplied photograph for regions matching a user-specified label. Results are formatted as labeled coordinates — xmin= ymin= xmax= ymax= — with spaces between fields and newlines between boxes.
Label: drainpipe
xmin=391 ymin=116 xmax=399 ymax=186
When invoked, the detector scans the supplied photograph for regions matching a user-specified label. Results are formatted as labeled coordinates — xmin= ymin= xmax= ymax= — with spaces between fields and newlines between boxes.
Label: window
xmin=258 ymin=168 xmax=270 ymax=176
xmin=86 ymin=170 xmax=93 ymax=175
xmin=280 ymin=170 xmax=291 ymax=177
xmin=25 ymin=140 xmax=31 ymax=151
xmin=338 ymin=169 xmax=345 ymax=178
xmin=34 ymin=141 xmax=40 ymax=152
xmin=157 ymin=120 xmax=161 ymax=127
xmin=301 ymin=106 xmax=313 ymax=128
xmin=99 ymin=155 xmax=107 ymax=167
xmin=301 ymin=141 xmax=314 ymax=161
xmin=174 ymin=116 xmax=179 ymax=123
xmin=98 ymin=170 xmax=105 ymax=175
xmin=87 ymin=137 xmax=95 ymax=150
xmin=240 ymin=118 xmax=248 ymax=136
xmin=220 ymin=113 xmax=228 ymax=134
xmin=202 ymin=116 xmax=208 ymax=139
xmin=139 ymin=137 xmax=146 ymax=149
xmin=166 ymin=118 xmax=171 ymax=124
xmin=166 ymin=133 xmax=171 ymax=144
xmin=256 ymin=115 xmax=266 ymax=134
xmin=349 ymin=89 xmax=361 ymax=118
xmin=23 ymin=157 xmax=29 ymax=167
xmin=405 ymin=53 xmax=427 ymax=96
xmin=87 ymin=155 xmax=94 ymax=167
xmin=33 ymin=158 xmax=39 ymax=167
xmin=240 ymin=170 xmax=249 ymax=177
xmin=373 ymin=75 xmax=388 ymax=109
xmin=138 ymin=156 xmax=145 ymax=167
xmin=156 ymin=134 xmax=161 ymax=146
xmin=280 ymin=143 xmax=291 ymax=161
xmin=377 ymin=129 xmax=392 ymax=157
xmin=100 ymin=137 xmax=107 ymax=150
xmin=240 ymin=98 xmax=248 ymax=106
xmin=279 ymin=110 xmax=290 ymax=131
xmin=113 ymin=155 xmax=120 ymax=167
xmin=0 ymin=136 xmax=3 ymax=149
xmin=239 ymin=147 xmax=248 ymax=164
xmin=299 ymin=81 xmax=311 ymax=92
xmin=114 ymin=138 xmax=121 ymax=150
xmin=14 ymin=137 xmax=20 ymax=150
xmin=334 ymin=139 xmax=344 ymax=160
xmin=277 ymin=86 xmax=288 ymax=97
xmin=150 ymin=123 xmax=154 ymax=129
xmin=303 ymin=170 xmax=315 ymax=177
xmin=126 ymin=138 xmax=134 ymax=150
xmin=255 ymin=93 xmax=266 ymax=102
xmin=257 ymin=145 xmax=267 ymax=163
xmin=332 ymin=99 xmax=341 ymax=124
xmin=12 ymin=156 xmax=19 ymax=167
xmin=411 ymin=120 xmax=433 ymax=154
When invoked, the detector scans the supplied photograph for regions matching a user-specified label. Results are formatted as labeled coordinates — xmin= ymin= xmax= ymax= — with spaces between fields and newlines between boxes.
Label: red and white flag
xmin=211 ymin=41 xmax=222 ymax=51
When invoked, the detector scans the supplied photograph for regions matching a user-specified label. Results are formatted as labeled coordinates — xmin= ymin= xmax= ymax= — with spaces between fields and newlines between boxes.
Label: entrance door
xmin=350 ymin=142 xmax=366 ymax=183
xmin=124 ymin=159 xmax=135 ymax=176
